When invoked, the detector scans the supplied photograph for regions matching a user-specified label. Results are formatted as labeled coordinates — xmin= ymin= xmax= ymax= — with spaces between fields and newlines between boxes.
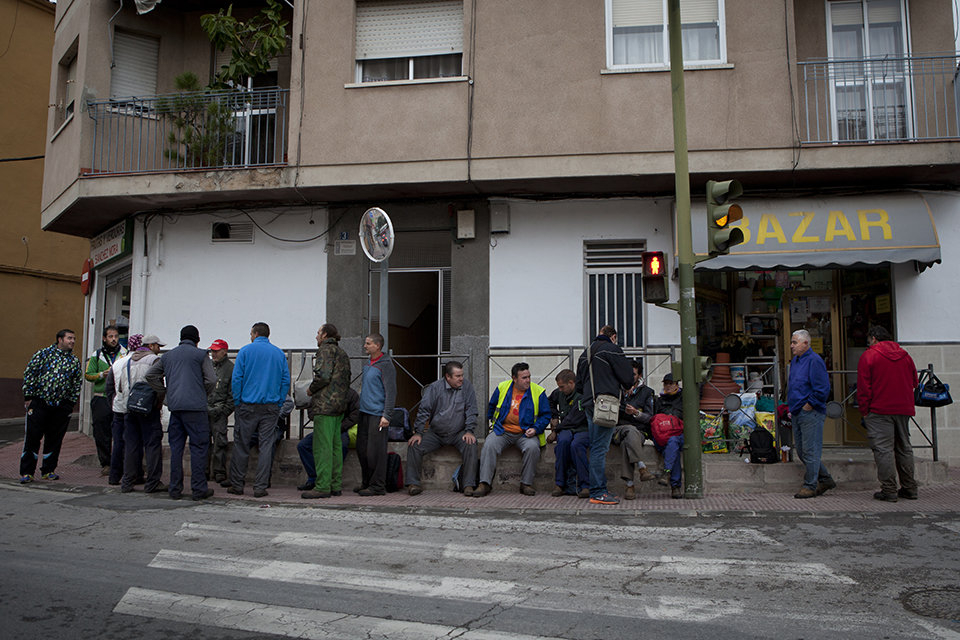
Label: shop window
xmin=606 ymin=0 xmax=726 ymax=69
xmin=584 ymin=241 xmax=646 ymax=348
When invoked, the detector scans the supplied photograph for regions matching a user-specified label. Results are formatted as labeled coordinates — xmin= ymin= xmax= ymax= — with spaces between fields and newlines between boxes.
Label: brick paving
xmin=4 ymin=432 xmax=958 ymax=513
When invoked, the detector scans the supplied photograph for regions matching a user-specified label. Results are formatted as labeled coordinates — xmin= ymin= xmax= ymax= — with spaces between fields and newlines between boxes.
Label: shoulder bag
xmin=589 ymin=343 xmax=620 ymax=428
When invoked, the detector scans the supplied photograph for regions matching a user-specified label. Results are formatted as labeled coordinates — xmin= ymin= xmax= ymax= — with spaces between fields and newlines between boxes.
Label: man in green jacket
xmin=84 ymin=325 xmax=126 ymax=475
xmin=206 ymin=339 xmax=234 ymax=486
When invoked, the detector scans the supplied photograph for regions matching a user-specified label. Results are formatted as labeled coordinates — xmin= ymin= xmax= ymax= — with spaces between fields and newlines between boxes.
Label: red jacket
xmin=857 ymin=341 xmax=918 ymax=416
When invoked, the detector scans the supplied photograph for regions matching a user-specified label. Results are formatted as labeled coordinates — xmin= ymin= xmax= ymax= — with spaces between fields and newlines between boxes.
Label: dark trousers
xmin=230 ymin=403 xmax=280 ymax=492
xmin=554 ymin=430 xmax=590 ymax=492
xmin=109 ymin=411 xmax=143 ymax=484
xmin=90 ymin=396 xmax=113 ymax=468
xmin=207 ymin=414 xmax=229 ymax=481
xmin=169 ymin=410 xmax=210 ymax=498
xmin=122 ymin=411 xmax=163 ymax=491
xmin=406 ymin=429 xmax=478 ymax=488
xmin=20 ymin=399 xmax=71 ymax=477
xmin=357 ymin=412 xmax=389 ymax=493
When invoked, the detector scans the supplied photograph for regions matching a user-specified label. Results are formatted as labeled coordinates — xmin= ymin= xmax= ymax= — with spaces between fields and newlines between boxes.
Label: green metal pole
xmin=667 ymin=0 xmax=703 ymax=498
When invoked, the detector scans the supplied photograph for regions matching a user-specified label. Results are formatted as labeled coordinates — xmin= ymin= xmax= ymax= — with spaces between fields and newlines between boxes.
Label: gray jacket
xmin=146 ymin=339 xmax=216 ymax=412
xmin=413 ymin=377 xmax=479 ymax=437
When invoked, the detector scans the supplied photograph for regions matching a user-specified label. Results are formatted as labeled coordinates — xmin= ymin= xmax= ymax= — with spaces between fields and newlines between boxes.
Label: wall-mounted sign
xmin=90 ymin=220 xmax=133 ymax=269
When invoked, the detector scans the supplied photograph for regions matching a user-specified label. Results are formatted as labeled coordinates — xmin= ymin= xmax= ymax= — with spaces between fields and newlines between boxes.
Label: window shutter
xmin=830 ymin=2 xmax=864 ymax=26
xmin=681 ymin=0 xmax=719 ymax=24
xmin=866 ymin=0 xmax=901 ymax=24
xmin=612 ymin=0 xmax=662 ymax=28
xmin=356 ymin=0 xmax=464 ymax=60
xmin=111 ymin=30 xmax=159 ymax=98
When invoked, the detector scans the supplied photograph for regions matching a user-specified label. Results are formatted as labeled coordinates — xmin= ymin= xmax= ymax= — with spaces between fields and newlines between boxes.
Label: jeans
xmin=122 ymin=410 xmax=163 ymax=492
xmin=655 ymin=434 xmax=684 ymax=488
xmin=554 ymin=430 xmax=589 ymax=492
xmin=168 ymin=410 xmax=210 ymax=498
xmin=793 ymin=408 xmax=833 ymax=490
xmin=586 ymin=413 xmax=614 ymax=498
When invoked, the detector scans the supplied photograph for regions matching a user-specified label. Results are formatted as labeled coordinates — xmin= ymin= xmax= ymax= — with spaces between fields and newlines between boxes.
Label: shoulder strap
xmin=126 ymin=357 xmax=132 ymax=388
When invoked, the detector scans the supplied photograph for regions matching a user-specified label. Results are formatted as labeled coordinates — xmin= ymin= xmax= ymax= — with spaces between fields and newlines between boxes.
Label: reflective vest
xmin=492 ymin=380 xmax=547 ymax=447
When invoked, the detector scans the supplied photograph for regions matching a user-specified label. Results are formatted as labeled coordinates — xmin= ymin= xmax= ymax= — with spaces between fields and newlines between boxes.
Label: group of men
xmin=19 ymin=320 xmax=923 ymax=505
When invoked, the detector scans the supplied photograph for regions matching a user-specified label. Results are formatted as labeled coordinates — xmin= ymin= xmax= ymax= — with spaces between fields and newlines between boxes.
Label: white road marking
xmin=114 ymin=587 xmax=567 ymax=640
xmin=933 ymin=520 xmax=960 ymax=535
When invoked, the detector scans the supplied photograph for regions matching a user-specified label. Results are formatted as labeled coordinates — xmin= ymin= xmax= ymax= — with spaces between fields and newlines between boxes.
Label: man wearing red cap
xmin=206 ymin=339 xmax=234 ymax=486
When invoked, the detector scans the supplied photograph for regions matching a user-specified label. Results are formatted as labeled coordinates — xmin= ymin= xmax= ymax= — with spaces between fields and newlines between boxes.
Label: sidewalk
xmin=4 ymin=432 xmax=958 ymax=513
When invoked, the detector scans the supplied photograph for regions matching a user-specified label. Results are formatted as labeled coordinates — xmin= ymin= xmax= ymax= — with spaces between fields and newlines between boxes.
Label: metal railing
xmin=799 ymin=53 xmax=960 ymax=144
xmin=86 ymin=87 xmax=289 ymax=175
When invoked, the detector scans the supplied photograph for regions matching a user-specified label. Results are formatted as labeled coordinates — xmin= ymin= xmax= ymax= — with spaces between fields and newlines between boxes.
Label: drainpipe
xmin=133 ymin=217 xmax=150 ymax=335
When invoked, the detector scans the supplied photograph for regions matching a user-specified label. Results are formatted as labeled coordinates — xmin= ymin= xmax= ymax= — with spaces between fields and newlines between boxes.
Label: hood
xmin=872 ymin=340 xmax=909 ymax=362
xmin=131 ymin=350 xmax=153 ymax=361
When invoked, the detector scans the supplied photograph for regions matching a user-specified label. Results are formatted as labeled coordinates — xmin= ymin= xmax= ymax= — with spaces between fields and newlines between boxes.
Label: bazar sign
xmin=692 ymin=193 xmax=941 ymax=269
xmin=91 ymin=220 xmax=132 ymax=268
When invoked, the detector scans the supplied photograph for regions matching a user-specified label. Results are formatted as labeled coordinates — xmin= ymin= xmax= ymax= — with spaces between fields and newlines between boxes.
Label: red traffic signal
xmin=643 ymin=251 xmax=664 ymax=277
xmin=641 ymin=251 xmax=669 ymax=304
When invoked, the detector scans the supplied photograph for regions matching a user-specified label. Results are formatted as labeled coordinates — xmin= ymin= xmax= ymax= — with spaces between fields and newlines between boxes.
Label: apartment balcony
xmin=85 ymin=87 xmax=289 ymax=175
xmin=799 ymin=53 xmax=960 ymax=145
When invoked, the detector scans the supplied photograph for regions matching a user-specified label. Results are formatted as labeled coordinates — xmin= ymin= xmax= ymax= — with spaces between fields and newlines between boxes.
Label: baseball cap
xmin=208 ymin=339 xmax=229 ymax=351
xmin=142 ymin=334 xmax=166 ymax=346
xmin=662 ymin=372 xmax=675 ymax=383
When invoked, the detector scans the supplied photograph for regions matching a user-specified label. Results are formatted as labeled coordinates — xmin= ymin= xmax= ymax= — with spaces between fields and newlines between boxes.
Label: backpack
xmin=386 ymin=408 xmax=412 ymax=442
xmin=385 ymin=452 xmax=404 ymax=492
xmin=125 ymin=359 xmax=156 ymax=415
xmin=651 ymin=413 xmax=684 ymax=447
xmin=746 ymin=427 xmax=778 ymax=464
xmin=451 ymin=463 xmax=479 ymax=493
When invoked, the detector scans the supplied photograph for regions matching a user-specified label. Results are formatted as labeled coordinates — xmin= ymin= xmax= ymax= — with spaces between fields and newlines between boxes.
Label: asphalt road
xmin=3 ymin=482 xmax=959 ymax=640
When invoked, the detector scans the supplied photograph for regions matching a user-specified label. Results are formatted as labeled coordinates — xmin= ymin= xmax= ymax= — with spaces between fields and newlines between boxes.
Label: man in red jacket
xmin=856 ymin=325 xmax=919 ymax=502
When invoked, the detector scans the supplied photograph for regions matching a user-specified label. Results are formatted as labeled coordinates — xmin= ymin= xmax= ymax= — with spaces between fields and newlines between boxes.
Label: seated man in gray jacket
xmin=405 ymin=361 xmax=479 ymax=496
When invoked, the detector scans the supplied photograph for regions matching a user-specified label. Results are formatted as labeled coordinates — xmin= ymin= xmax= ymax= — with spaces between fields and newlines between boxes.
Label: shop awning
xmin=691 ymin=192 xmax=941 ymax=270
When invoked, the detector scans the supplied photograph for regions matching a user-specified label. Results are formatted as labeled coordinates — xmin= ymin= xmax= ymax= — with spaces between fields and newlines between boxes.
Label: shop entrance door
xmin=781 ymin=288 xmax=844 ymax=445
xmin=101 ymin=268 xmax=132 ymax=347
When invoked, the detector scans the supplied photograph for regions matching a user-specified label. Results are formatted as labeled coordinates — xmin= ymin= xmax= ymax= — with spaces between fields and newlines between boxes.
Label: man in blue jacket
xmin=146 ymin=325 xmax=216 ymax=500
xmin=475 ymin=362 xmax=550 ymax=497
xmin=228 ymin=322 xmax=290 ymax=498
xmin=787 ymin=329 xmax=836 ymax=499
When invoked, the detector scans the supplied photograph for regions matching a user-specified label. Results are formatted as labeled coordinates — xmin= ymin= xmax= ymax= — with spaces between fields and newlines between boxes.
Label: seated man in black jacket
xmin=613 ymin=360 xmax=657 ymax=500
xmin=547 ymin=369 xmax=589 ymax=497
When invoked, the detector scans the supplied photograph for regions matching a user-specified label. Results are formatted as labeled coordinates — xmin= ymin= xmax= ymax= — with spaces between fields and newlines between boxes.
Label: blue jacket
xmin=231 ymin=337 xmax=290 ymax=406
xmin=145 ymin=339 xmax=216 ymax=412
xmin=787 ymin=348 xmax=830 ymax=413
xmin=487 ymin=381 xmax=551 ymax=437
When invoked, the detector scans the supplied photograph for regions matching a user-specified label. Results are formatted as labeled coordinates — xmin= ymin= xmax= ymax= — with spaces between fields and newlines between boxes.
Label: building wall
xmin=0 ymin=0 xmax=88 ymax=418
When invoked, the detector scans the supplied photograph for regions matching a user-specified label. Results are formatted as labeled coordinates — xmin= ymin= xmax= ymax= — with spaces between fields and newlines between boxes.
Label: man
xmin=787 ymin=329 xmax=836 ymax=499
xmin=146 ymin=325 xmax=217 ymax=501
xmin=356 ymin=333 xmax=397 ymax=496
xmin=229 ymin=322 xmax=290 ymax=498
xmin=84 ymin=325 xmax=126 ymax=475
xmin=297 ymin=387 xmax=359 ymax=493
xmin=406 ymin=361 xmax=479 ymax=497
xmin=576 ymin=325 xmax=634 ymax=505
xmin=20 ymin=329 xmax=83 ymax=483
xmin=114 ymin=334 xmax=165 ymax=494
xmin=614 ymin=360 xmax=657 ymax=500
xmin=475 ymin=362 xmax=550 ymax=497
xmin=301 ymin=324 xmax=352 ymax=499
xmin=653 ymin=373 xmax=684 ymax=499
xmin=857 ymin=325 xmax=919 ymax=502
xmin=547 ymin=369 xmax=589 ymax=498
xmin=206 ymin=339 xmax=234 ymax=487
xmin=104 ymin=335 xmax=144 ymax=485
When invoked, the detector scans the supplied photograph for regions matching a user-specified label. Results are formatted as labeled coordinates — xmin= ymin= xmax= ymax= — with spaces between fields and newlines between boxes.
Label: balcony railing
xmin=798 ymin=53 xmax=960 ymax=145
xmin=86 ymin=87 xmax=289 ymax=175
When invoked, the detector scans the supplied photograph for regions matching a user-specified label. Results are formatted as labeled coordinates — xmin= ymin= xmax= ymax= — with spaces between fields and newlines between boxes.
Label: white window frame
xmin=605 ymin=0 xmax=728 ymax=71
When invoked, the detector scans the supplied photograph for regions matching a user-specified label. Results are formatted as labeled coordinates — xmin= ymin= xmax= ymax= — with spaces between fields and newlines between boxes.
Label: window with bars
xmin=584 ymin=241 xmax=647 ymax=348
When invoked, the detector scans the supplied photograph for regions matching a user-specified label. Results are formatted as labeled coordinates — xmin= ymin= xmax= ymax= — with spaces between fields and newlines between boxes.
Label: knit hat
xmin=180 ymin=325 xmax=200 ymax=344
xmin=127 ymin=334 xmax=143 ymax=351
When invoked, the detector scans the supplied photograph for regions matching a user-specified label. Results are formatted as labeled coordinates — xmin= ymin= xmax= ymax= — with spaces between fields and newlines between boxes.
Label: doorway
xmin=101 ymin=267 xmax=132 ymax=348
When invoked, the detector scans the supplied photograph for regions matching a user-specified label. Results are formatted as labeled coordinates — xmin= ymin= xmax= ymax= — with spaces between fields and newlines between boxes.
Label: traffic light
xmin=641 ymin=250 xmax=669 ymax=304
xmin=706 ymin=179 xmax=745 ymax=256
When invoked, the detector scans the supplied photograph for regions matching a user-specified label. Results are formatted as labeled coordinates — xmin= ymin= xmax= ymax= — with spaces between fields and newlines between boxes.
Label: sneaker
xmin=577 ymin=488 xmax=590 ymax=499
xmin=638 ymin=468 xmax=656 ymax=482
xmin=816 ymin=478 xmax=837 ymax=496
xmin=657 ymin=473 xmax=670 ymax=487
xmin=408 ymin=484 xmax=423 ymax=496
xmin=472 ymin=482 xmax=491 ymax=498
xmin=462 ymin=486 xmax=474 ymax=497
xmin=301 ymin=490 xmax=331 ymax=499
xmin=519 ymin=483 xmax=536 ymax=496
xmin=40 ymin=472 xmax=60 ymax=481
xmin=624 ymin=485 xmax=636 ymax=500
xmin=671 ymin=486 xmax=683 ymax=499
xmin=589 ymin=492 xmax=620 ymax=505
xmin=226 ymin=486 xmax=244 ymax=495
xmin=873 ymin=491 xmax=898 ymax=502
xmin=551 ymin=485 xmax=565 ymax=497
xmin=253 ymin=489 xmax=268 ymax=498
xmin=19 ymin=475 xmax=33 ymax=484
xmin=794 ymin=487 xmax=817 ymax=499
xmin=192 ymin=489 xmax=215 ymax=501
xmin=297 ymin=481 xmax=316 ymax=491
xmin=897 ymin=488 xmax=918 ymax=500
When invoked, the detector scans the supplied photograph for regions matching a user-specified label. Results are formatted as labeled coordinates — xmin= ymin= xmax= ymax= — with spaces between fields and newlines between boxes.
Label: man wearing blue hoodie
xmin=228 ymin=322 xmax=290 ymax=498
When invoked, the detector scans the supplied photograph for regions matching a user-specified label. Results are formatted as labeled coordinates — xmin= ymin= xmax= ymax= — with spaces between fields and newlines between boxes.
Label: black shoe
xmin=472 ymin=482 xmax=491 ymax=498
xmin=357 ymin=488 xmax=385 ymax=496
xmin=120 ymin=486 xmax=135 ymax=494
xmin=331 ymin=490 xmax=342 ymax=496
xmin=253 ymin=489 xmax=268 ymax=498
xmin=297 ymin=481 xmax=316 ymax=491
xmin=353 ymin=486 xmax=366 ymax=493
xmin=816 ymin=478 xmax=837 ymax=496
xmin=219 ymin=479 xmax=233 ymax=488
xmin=133 ymin=477 xmax=145 ymax=485
xmin=192 ymin=489 xmax=215 ymax=501
xmin=169 ymin=492 xmax=183 ymax=500
xmin=226 ymin=486 xmax=244 ymax=495
xmin=897 ymin=488 xmax=918 ymax=500
xmin=301 ymin=490 xmax=331 ymax=499
xmin=108 ymin=479 xmax=120 ymax=486
xmin=144 ymin=482 xmax=167 ymax=494
xmin=873 ymin=491 xmax=898 ymax=502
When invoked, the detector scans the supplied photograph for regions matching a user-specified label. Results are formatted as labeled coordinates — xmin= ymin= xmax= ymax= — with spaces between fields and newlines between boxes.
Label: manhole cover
xmin=901 ymin=587 xmax=960 ymax=620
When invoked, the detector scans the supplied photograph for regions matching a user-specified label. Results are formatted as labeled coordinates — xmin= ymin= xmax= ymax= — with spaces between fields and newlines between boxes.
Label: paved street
xmin=3 ymin=480 xmax=959 ymax=640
